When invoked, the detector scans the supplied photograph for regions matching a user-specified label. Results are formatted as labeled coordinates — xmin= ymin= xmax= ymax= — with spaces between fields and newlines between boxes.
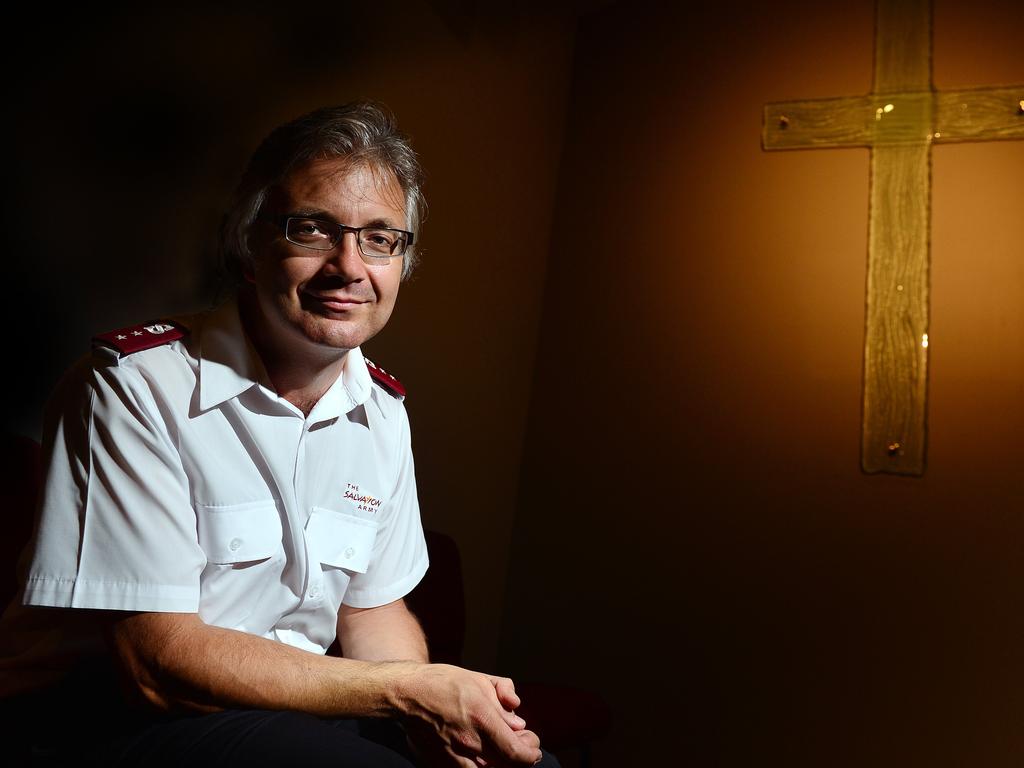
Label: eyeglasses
xmin=265 ymin=215 xmax=415 ymax=265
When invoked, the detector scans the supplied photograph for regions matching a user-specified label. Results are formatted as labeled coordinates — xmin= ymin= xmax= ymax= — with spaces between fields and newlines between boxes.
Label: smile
xmin=302 ymin=292 xmax=369 ymax=312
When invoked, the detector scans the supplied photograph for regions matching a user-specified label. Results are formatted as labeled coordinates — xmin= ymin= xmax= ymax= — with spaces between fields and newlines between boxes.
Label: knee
xmin=262 ymin=711 xmax=417 ymax=768
xmin=117 ymin=709 xmax=418 ymax=768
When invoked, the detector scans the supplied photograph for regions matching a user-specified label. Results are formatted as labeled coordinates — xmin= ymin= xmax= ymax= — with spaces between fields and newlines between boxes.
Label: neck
xmin=237 ymin=288 xmax=349 ymax=417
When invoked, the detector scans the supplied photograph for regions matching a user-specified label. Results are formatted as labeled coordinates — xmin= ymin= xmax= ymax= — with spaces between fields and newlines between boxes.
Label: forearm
xmin=337 ymin=598 xmax=429 ymax=663
xmin=102 ymin=610 xmax=542 ymax=766
xmin=102 ymin=611 xmax=417 ymax=718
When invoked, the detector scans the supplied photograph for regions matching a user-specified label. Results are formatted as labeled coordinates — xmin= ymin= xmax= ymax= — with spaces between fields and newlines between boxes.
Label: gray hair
xmin=220 ymin=101 xmax=425 ymax=282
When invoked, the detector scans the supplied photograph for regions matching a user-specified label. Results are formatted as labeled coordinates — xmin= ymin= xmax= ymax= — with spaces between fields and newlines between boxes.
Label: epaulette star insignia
xmin=93 ymin=321 xmax=188 ymax=356
xmin=365 ymin=358 xmax=406 ymax=399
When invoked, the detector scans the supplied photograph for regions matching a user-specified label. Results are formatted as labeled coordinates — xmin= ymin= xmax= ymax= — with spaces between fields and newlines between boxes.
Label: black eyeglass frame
xmin=262 ymin=215 xmax=415 ymax=260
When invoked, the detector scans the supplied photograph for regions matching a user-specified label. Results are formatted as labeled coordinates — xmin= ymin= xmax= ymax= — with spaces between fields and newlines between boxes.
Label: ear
xmin=242 ymin=261 xmax=257 ymax=283
xmin=241 ymin=229 xmax=259 ymax=284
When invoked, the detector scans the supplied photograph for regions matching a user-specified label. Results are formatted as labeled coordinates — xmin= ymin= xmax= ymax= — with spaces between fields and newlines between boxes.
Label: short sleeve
xmin=22 ymin=353 xmax=205 ymax=612
xmin=342 ymin=402 xmax=428 ymax=608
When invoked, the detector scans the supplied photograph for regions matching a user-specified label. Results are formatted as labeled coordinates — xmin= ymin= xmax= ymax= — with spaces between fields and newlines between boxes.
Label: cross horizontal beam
xmin=763 ymin=86 xmax=1023 ymax=150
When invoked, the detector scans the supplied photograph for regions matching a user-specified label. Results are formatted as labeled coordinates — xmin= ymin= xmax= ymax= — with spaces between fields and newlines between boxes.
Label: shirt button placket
xmin=297 ymin=423 xmax=322 ymax=605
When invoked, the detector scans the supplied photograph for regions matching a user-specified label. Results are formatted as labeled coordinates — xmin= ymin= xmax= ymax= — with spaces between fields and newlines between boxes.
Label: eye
xmin=364 ymin=230 xmax=397 ymax=247
xmin=286 ymin=218 xmax=335 ymax=246
xmin=295 ymin=220 xmax=326 ymax=235
xmin=361 ymin=229 xmax=405 ymax=256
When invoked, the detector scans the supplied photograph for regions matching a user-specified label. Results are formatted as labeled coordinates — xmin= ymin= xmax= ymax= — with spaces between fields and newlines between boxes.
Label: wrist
xmin=379 ymin=659 xmax=427 ymax=718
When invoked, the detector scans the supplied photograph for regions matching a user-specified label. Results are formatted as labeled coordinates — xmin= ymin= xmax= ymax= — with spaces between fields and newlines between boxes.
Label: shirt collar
xmin=198 ymin=298 xmax=270 ymax=412
xmin=197 ymin=297 xmax=377 ymax=421
xmin=307 ymin=344 xmax=375 ymax=423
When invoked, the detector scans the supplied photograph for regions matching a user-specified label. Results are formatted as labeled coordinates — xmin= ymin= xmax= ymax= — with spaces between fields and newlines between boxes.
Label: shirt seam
xmin=75 ymin=385 xmax=97 ymax=590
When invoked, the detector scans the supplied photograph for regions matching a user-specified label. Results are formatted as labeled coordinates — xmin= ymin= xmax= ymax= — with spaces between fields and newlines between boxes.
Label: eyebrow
xmin=288 ymin=208 xmax=406 ymax=230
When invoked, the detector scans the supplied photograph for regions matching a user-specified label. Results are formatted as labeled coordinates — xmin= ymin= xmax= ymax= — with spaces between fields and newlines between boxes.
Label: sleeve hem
xmin=23 ymin=576 xmax=200 ymax=612
xmin=342 ymin=553 xmax=430 ymax=609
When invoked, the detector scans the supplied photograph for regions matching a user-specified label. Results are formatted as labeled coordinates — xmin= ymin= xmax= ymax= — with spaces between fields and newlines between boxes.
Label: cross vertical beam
xmin=863 ymin=0 xmax=932 ymax=473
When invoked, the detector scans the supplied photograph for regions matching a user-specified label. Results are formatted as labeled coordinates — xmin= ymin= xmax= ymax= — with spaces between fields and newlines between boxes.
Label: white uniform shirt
xmin=7 ymin=298 xmax=428 ymax=682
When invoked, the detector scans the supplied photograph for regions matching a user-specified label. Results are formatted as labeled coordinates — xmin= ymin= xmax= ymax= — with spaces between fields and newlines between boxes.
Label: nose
xmin=322 ymin=231 xmax=367 ymax=280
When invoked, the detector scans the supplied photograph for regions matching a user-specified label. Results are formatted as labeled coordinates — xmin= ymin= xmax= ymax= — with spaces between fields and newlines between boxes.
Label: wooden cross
xmin=762 ymin=0 xmax=1022 ymax=476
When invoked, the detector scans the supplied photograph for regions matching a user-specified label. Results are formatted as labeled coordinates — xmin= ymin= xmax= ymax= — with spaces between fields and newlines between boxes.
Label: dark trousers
xmin=2 ymin=665 xmax=561 ymax=767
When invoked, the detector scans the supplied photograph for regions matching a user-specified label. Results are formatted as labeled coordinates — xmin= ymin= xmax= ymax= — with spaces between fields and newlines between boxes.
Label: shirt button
xmin=308 ymin=586 xmax=321 ymax=599
xmin=229 ymin=538 xmax=242 ymax=551
xmin=344 ymin=547 xmax=355 ymax=559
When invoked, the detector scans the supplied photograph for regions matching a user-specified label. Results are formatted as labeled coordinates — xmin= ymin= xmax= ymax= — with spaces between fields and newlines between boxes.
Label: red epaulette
xmin=93 ymin=320 xmax=189 ymax=357
xmin=365 ymin=358 xmax=406 ymax=399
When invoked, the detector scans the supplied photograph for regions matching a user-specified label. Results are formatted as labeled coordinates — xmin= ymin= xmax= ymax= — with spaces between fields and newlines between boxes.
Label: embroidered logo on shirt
xmin=344 ymin=483 xmax=382 ymax=514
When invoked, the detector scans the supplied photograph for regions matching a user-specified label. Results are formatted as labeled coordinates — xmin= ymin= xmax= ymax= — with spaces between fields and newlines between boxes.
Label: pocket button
xmin=229 ymin=538 xmax=243 ymax=551
xmin=344 ymin=547 xmax=355 ymax=560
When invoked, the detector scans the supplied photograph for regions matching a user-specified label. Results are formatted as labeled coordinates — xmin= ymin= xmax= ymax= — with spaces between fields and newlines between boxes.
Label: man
xmin=0 ymin=103 xmax=554 ymax=767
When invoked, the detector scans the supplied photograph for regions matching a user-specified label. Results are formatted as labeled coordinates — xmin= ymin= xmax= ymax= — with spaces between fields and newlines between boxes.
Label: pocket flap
xmin=306 ymin=507 xmax=379 ymax=573
xmin=197 ymin=500 xmax=283 ymax=564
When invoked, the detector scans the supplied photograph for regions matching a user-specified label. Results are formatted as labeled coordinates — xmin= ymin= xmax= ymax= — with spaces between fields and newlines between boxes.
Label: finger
xmin=488 ymin=676 xmax=521 ymax=710
xmin=479 ymin=714 xmax=543 ymax=767
xmin=498 ymin=706 xmax=527 ymax=731
xmin=512 ymin=730 xmax=542 ymax=765
xmin=406 ymin=720 xmax=479 ymax=768
xmin=483 ymin=676 xmax=525 ymax=731
xmin=443 ymin=740 xmax=484 ymax=767
xmin=515 ymin=729 xmax=541 ymax=750
xmin=487 ymin=737 xmax=543 ymax=768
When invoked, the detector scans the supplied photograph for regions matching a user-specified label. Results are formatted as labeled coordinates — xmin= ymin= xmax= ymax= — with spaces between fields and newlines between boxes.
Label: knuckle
xmin=453 ymin=731 xmax=480 ymax=755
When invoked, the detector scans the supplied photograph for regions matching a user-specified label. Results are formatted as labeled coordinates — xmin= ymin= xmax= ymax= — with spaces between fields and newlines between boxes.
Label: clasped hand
xmin=400 ymin=664 xmax=541 ymax=767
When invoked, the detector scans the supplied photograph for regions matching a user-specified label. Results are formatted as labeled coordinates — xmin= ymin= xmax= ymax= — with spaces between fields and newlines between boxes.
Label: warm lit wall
xmin=2 ymin=1 xmax=577 ymax=672
xmin=4 ymin=2 xmax=1021 ymax=763
xmin=500 ymin=1 xmax=1023 ymax=766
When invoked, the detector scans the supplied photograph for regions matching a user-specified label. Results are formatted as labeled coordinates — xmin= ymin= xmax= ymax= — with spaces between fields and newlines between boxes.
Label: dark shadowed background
xmin=3 ymin=1 xmax=1022 ymax=766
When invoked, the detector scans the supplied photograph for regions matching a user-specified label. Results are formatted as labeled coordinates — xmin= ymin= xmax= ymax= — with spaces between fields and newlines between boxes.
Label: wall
xmin=1 ymin=0 xmax=577 ymax=672
xmin=5 ymin=2 xmax=1021 ymax=763
xmin=500 ymin=0 xmax=1023 ymax=765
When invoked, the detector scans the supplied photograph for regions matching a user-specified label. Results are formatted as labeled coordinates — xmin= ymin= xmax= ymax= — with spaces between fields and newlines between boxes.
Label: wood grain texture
xmin=862 ymin=144 xmax=931 ymax=474
xmin=764 ymin=93 xmax=935 ymax=150
xmin=874 ymin=0 xmax=931 ymax=92
xmin=861 ymin=0 xmax=932 ymax=474
xmin=763 ymin=96 xmax=873 ymax=149
xmin=763 ymin=87 xmax=1023 ymax=150
xmin=934 ymin=87 xmax=1024 ymax=143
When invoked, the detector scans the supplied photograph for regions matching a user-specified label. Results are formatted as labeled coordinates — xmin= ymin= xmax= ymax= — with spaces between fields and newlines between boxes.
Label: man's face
xmin=246 ymin=158 xmax=406 ymax=359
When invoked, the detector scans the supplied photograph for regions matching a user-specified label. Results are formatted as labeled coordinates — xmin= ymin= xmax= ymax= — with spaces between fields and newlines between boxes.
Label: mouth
xmin=302 ymin=291 xmax=370 ymax=312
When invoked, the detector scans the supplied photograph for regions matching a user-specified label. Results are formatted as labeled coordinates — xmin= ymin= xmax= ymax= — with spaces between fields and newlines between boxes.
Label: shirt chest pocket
xmin=305 ymin=507 xmax=379 ymax=574
xmin=196 ymin=500 xmax=284 ymax=564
